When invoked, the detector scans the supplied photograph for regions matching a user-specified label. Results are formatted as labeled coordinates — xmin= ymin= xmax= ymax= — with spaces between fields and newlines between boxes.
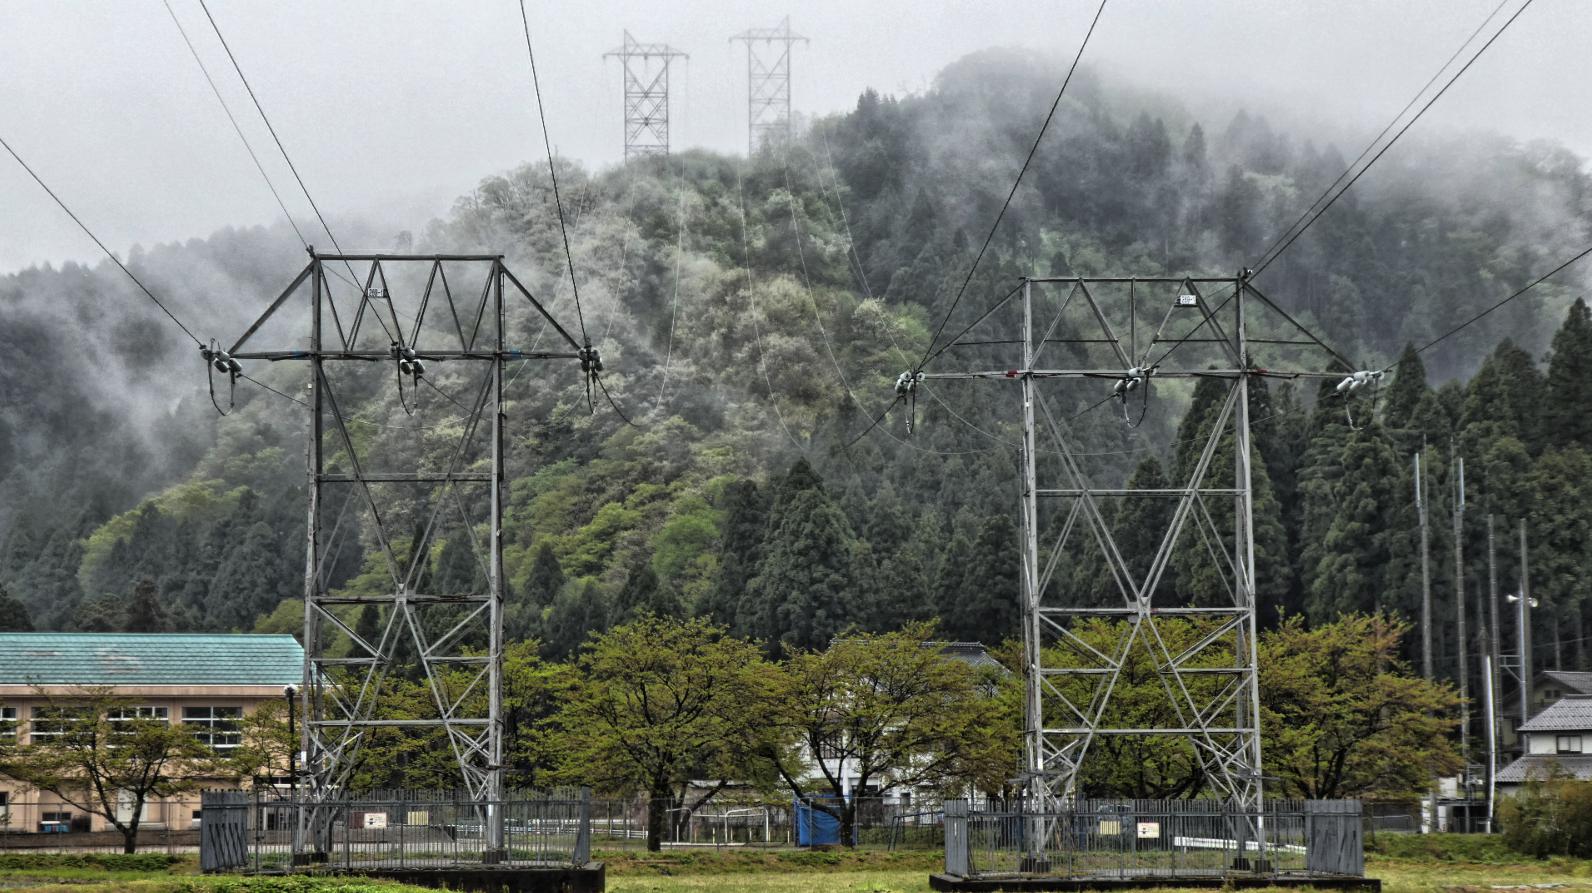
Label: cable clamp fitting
xmin=200 ymin=340 xmax=242 ymax=415
xmin=579 ymin=345 xmax=603 ymax=376
xmin=894 ymin=370 xmax=923 ymax=397
xmin=389 ymin=342 xmax=425 ymax=378
xmin=1112 ymin=366 xmax=1150 ymax=397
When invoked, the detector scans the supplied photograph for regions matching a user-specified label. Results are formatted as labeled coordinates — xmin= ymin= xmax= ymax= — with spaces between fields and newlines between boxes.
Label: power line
xmin=163 ymin=0 xmax=365 ymax=295
xmin=1249 ymin=0 xmax=1511 ymax=277
xmin=735 ymin=162 xmax=809 ymax=454
xmin=783 ymin=155 xmax=994 ymax=457
xmin=162 ymin=0 xmax=310 ymax=253
xmin=656 ymin=158 xmax=688 ymax=410
xmin=916 ymin=0 xmax=1108 ymax=371
xmin=195 ymin=0 xmax=369 ymax=302
xmin=1402 ymin=247 xmax=1592 ymax=366
xmin=0 ymin=133 xmax=203 ymax=347
xmin=1251 ymin=0 xmax=1535 ymax=277
xmin=517 ymin=0 xmax=589 ymax=346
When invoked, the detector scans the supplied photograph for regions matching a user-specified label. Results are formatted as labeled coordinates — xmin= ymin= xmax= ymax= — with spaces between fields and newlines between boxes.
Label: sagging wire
xmin=1113 ymin=366 xmax=1153 ymax=428
xmin=391 ymin=341 xmax=428 ymax=416
xmin=894 ymin=371 xmax=925 ymax=434
xmin=200 ymin=339 xmax=243 ymax=415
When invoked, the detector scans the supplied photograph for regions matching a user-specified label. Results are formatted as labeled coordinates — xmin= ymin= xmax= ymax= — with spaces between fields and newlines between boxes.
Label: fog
xmin=3 ymin=0 xmax=1589 ymax=275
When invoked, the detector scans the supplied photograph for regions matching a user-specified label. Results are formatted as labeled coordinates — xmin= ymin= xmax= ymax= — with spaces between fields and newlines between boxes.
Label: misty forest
xmin=4 ymin=49 xmax=1592 ymax=687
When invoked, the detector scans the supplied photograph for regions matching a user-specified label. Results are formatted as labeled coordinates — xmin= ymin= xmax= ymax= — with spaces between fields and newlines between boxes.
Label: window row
xmin=0 ymin=705 xmax=241 ymax=748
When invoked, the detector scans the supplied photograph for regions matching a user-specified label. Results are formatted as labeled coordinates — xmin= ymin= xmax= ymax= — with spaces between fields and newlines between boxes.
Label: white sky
xmin=3 ymin=0 xmax=1588 ymax=274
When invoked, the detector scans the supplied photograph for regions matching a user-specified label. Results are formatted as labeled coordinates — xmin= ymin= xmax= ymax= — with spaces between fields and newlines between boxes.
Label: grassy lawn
xmin=0 ymin=838 xmax=1588 ymax=893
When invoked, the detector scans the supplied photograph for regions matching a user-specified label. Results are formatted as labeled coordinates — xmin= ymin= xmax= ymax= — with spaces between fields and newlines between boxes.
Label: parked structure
xmin=0 ymin=632 xmax=301 ymax=834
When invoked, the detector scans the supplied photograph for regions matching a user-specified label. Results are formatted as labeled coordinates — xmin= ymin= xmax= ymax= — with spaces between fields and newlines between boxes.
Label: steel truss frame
xmin=922 ymin=275 xmax=1351 ymax=828
xmin=226 ymin=254 xmax=582 ymax=862
xmin=604 ymin=31 xmax=687 ymax=161
xmin=731 ymin=17 xmax=807 ymax=155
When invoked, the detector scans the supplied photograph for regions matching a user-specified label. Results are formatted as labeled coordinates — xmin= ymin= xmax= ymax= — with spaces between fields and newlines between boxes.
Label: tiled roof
xmin=1539 ymin=670 xmax=1592 ymax=696
xmin=1520 ymin=695 xmax=1592 ymax=732
xmin=1497 ymin=755 xmax=1592 ymax=784
xmin=935 ymin=642 xmax=1005 ymax=671
xmin=0 ymin=633 xmax=302 ymax=686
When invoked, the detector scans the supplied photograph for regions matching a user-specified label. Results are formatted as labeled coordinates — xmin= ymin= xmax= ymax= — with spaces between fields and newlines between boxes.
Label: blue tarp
xmin=794 ymin=797 xmax=853 ymax=846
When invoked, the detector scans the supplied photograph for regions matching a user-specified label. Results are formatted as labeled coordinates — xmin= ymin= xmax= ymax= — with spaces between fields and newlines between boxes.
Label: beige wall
xmin=0 ymin=686 xmax=284 ymax=834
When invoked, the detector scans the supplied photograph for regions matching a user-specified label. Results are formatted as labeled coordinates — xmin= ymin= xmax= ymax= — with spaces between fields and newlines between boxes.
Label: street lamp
xmin=1504 ymin=593 xmax=1537 ymax=731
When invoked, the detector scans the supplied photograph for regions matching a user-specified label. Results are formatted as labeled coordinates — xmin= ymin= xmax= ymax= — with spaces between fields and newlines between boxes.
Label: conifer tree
xmin=1543 ymin=298 xmax=1592 ymax=450
xmin=742 ymin=459 xmax=860 ymax=654
xmin=611 ymin=559 xmax=680 ymax=626
xmin=702 ymin=480 xmax=765 ymax=631
xmin=1460 ymin=340 xmax=1544 ymax=455
xmin=941 ymin=514 xmax=1020 ymax=645
xmin=124 ymin=579 xmax=168 ymax=633
xmin=523 ymin=542 xmax=566 ymax=607
xmin=0 ymin=584 xmax=33 ymax=631
xmin=542 ymin=580 xmax=606 ymax=661
xmin=1527 ymin=447 xmax=1592 ymax=667
xmin=209 ymin=521 xmax=293 ymax=631
xmin=1111 ymin=457 xmax=1177 ymax=605
xmin=1304 ymin=427 xmax=1403 ymax=619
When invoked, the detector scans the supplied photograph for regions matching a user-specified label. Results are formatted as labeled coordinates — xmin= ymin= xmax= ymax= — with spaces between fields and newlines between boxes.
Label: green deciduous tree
xmin=757 ymin=623 xmax=1012 ymax=846
xmin=552 ymin=615 xmax=768 ymax=851
xmin=1260 ymin=614 xmax=1461 ymax=799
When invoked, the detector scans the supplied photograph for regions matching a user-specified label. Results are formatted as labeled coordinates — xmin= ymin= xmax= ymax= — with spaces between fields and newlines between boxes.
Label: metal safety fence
xmin=944 ymin=798 xmax=1364 ymax=880
xmin=583 ymin=795 xmax=972 ymax=850
xmin=201 ymin=788 xmax=593 ymax=872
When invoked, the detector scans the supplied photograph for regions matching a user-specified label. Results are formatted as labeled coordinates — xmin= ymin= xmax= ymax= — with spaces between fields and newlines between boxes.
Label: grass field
xmin=0 ymin=838 xmax=1588 ymax=893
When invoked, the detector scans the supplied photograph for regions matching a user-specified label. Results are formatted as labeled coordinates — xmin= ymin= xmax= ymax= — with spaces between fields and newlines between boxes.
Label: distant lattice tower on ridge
xmin=731 ymin=17 xmax=808 ymax=155
xmin=603 ymin=31 xmax=688 ymax=161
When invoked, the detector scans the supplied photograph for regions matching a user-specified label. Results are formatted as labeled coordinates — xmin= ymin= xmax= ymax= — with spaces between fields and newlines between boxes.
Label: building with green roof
xmin=0 ymin=632 xmax=303 ymax=836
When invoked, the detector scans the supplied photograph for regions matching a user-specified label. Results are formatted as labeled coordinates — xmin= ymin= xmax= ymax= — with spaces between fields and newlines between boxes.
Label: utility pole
xmin=731 ymin=17 xmax=807 ymax=155
xmin=1453 ymin=451 xmax=1469 ymax=784
xmin=1518 ymin=519 xmax=1534 ymax=723
xmin=1487 ymin=514 xmax=1503 ymax=763
xmin=1415 ymin=450 xmax=1433 ymax=682
xmin=603 ymin=31 xmax=688 ymax=161
xmin=1483 ymin=654 xmax=1497 ymax=834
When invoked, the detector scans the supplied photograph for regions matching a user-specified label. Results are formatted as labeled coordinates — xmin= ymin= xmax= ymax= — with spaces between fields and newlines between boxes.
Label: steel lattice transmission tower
xmin=730 ymin=16 xmax=807 ymax=155
xmin=914 ymin=274 xmax=1356 ymax=829
xmin=603 ymin=31 xmax=688 ymax=161
xmin=225 ymin=253 xmax=586 ymax=863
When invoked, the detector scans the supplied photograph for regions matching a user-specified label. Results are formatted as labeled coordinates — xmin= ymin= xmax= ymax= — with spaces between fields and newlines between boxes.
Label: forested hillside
xmin=2 ymin=50 xmax=1589 ymax=677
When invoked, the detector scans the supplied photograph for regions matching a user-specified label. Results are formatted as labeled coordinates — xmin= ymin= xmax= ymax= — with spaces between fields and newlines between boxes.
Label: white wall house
xmin=1497 ymin=693 xmax=1592 ymax=797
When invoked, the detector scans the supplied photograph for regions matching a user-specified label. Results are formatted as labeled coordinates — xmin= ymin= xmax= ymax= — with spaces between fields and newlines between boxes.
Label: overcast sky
xmin=3 ymin=0 xmax=1587 ymax=275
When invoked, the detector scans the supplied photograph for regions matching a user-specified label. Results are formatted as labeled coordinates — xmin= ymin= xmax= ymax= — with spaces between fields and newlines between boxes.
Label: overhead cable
xmin=915 ymin=0 xmax=1108 ymax=371
xmin=195 ymin=0 xmax=371 ymax=305
xmin=1403 ymin=245 xmax=1592 ymax=366
xmin=1249 ymin=0 xmax=1512 ymax=277
xmin=1251 ymin=0 xmax=1535 ymax=277
xmin=517 ymin=0 xmax=590 ymax=346
xmin=1 ymin=133 xmax=203 ymax=347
